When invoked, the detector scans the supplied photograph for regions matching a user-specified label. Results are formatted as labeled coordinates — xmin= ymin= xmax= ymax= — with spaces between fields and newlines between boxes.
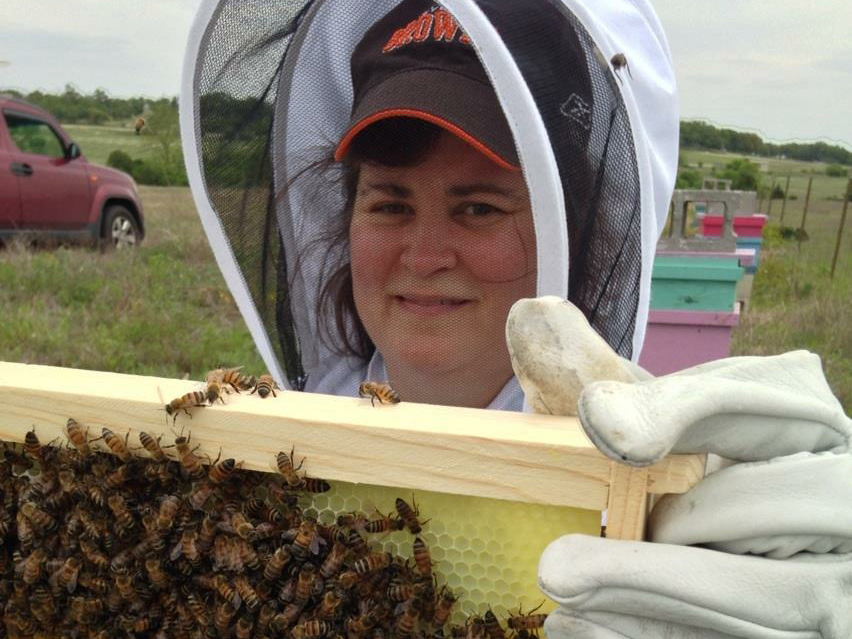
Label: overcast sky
xmin=2 ymin=0 xmax=850 ymax=149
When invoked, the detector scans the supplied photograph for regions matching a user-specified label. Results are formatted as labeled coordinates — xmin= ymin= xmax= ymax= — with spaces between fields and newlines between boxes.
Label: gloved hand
xmin=506 ymin=296 xmax=852 ymax=639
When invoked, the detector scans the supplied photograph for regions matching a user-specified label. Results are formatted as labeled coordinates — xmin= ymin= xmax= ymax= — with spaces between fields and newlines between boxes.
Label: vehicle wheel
xmin=101 ymin=204 xmax=140 ymax=251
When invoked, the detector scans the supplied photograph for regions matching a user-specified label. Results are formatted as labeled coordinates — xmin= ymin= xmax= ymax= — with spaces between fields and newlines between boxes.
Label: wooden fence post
xmin=830 ymin=178 xmax=851 ymax=279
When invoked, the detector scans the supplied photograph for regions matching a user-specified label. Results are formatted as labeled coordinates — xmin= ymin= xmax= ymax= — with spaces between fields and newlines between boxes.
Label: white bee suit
xmin=507 ymin=297 xmax=852 ymax=639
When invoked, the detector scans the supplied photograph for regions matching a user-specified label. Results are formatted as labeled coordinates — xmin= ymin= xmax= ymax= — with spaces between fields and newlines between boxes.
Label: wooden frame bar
xmin=0 ymin=361 xmax=704 ymax=540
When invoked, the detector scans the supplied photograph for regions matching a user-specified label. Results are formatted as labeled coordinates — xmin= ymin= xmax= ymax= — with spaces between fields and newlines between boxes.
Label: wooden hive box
xmin=0 ymin=361 xmax=705 ymax=617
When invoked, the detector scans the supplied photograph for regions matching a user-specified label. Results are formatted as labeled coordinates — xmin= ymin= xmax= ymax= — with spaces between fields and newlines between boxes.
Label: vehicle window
xmin=4 ymin=113 xmax=65 ymax=157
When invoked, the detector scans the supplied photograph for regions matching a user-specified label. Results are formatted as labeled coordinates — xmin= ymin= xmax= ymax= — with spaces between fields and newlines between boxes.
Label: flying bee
xmin=275 ymin=448 xmax=304 ymax=488
xmin=358 ymin=381 xmax=401 ymax=406
xmin=293 ymin=620 xmax=333 ymax=639
xmin=483 ymin=610 xmax=506 ymax=639
xmin=65 ymin=418 xmax=91 ymax=456
xmin=320 ymin=541 xmax=349 ymax=579
xmin=20 ymin=501 xmax=56 ymax=532
xmin=610 ymin=52 xmax=632 ymax=83
xmin=395 ymin=497 xmax=426 ymax=534
xmin=353 ymin=551 xmax=393 ymax=575
xmin=174 ymin=434 xmax=207 ymax=479
xmin=412 ymin=537 xmax=432 ymax=578
xmin=51 ymin=556 xmax=82 ymax=594
xmin=98 ymin=427 xmax=133 ymax=462
xmin=208 ymin=457 xmax=241 ymax=484
xmin=433 ymin=586 xmax=457 ymax=626
xmin=163 ymin=390 xmax=207 ymax=424
xmin=251 ymin=373 xmax=279 ymax=398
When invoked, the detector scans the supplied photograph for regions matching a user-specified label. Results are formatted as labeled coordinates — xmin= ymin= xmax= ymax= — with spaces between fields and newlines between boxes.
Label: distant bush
xmin=106 ymin=149 xmax=188 ymax=186
xmin=106 ymin=150 xmax=134 ymax=174
xmin=770 ymin=184 xmax=785 ymax=199
xmin=675 ymin=168 xmax=702 ymax=189
xmin=825 ymin=164 xmax=848 ymax=178
xmin=720 ymin=158 xmax=762 ymax=191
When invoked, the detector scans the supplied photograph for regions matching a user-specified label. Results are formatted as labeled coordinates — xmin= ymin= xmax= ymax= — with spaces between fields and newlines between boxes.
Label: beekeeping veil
xmin=180 ymin=0 xmax=678 ymax=395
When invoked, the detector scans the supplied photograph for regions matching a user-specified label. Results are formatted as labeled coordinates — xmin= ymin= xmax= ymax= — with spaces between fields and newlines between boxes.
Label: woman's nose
xmin=399 ymin=219 xmax=457 ymax=277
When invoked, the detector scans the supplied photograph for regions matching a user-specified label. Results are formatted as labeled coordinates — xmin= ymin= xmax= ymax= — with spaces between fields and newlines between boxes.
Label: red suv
xmin=0 ymin=95 xmax=144 ymax=249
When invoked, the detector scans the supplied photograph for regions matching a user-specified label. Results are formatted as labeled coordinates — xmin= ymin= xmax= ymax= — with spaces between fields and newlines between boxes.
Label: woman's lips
xmin=394 ymin=295 xmax=471 ymax=316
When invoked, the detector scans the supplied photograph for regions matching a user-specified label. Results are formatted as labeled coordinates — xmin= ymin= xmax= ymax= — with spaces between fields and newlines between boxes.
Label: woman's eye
xmin=456 ymin=202 xmax=505 ymax=219
xmin=370 ymin=202 xmax=411 ymax=216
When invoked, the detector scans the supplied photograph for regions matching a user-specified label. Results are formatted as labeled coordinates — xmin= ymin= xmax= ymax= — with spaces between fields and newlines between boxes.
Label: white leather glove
xmin=506 ymin=297 xmax=852 ymax=639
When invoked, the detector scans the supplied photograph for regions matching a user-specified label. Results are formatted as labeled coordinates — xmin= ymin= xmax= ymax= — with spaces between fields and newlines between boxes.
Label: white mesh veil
xmin=180 ymin=0 xmax=678 ymax=397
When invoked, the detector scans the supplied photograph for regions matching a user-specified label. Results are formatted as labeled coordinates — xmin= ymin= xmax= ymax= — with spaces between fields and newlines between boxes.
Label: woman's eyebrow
xmin=361 ymin=182 xmax=411 ymax=197
xmin=446 ymin=183 xmax=516 ymax=197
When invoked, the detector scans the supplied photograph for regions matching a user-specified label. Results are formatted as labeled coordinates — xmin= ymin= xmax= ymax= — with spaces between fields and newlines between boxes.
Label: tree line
xmin=680 ymin=120 xmax=851 ymax=166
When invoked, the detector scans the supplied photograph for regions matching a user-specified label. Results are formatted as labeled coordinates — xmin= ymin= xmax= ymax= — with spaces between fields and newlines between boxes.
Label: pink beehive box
xmin=638 ymin=303 xmax=741 ymax=376
xmin=700 ymin=214 xmax=767 ymax=238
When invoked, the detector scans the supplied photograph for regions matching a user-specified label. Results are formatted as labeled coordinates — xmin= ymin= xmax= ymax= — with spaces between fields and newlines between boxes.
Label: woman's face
xmin=350 ymin=131 xmax=536 ymax=380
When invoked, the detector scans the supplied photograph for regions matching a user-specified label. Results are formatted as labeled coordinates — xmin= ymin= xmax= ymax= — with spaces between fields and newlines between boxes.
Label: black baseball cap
xmin=333 ymin=0 xmax=520 ymax=170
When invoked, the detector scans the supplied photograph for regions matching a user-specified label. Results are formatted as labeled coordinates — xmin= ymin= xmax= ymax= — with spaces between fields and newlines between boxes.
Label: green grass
xmin=0 ymin=186 xmax=265 ymax=381
xmin=64 ymin=123 xmax=162 ymax=165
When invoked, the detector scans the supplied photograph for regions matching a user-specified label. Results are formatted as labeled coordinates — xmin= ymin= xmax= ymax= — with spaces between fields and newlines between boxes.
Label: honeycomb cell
xmin=308 ymin=478 xmax=600 ymax=623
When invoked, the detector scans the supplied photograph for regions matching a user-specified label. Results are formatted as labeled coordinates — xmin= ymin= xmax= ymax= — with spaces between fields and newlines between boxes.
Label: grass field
xmin=1 ymin=140 xmax=849 ymax=410
xmin=64 ymin=122 xmax=164 ymax=165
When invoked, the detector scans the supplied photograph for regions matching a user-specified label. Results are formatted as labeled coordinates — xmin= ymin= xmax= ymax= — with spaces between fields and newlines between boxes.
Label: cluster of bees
xmin=0 ymin=418 xmax=547 ymax=639
xmin=162 ymin=367 xmax=280 ymax=423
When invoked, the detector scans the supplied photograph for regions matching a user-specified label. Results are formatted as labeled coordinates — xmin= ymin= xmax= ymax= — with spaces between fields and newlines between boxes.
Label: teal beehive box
xmin=650 ymin=256 xmax=744 ymax=311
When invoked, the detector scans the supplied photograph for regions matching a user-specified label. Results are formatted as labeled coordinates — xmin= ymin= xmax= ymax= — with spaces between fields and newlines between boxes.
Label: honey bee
xmin=65 ymin=418 xmax=91 ymax=456
xmin=257 ymin=602 xmax=278 ymax=636
xmin=215 ymin=602 xmax=238 ymax=636
xmin=208 ymin=457 xmax=241 ymax=484
xmin=157 ymin=495 xmax=182 ymax=531
xmin=316 ymin=588 xmax=345 ymax=619
xmin=506 ymin=607 xmax=546 ymax=632
xmin=230 ymin=510 xmax=256 ymax=540
xmin=205 ymin=379 xmax=227 ymax=406
xmin=353 ymin=551 xmax=393 ymax=575
xmin=105 ymin=463 xmax=137 ymax=489
xmin=432 ymin=586 xmax=457 ymax=626
xmin=23 ymin=427 xmax=45 ymax=460
xmin=293 ymin=620 xmax=333 ymax=639
xmin=172 ymin=529 xmax=201 ymax=565
xmin=263 ymin=546 xmax=292 ymax=581
xmin=137 ymin=431 xmax=170 ymax=462
xmin=213 ymin=573 xmax=241 ymax=607
xmin=610 ymin=52 xmax=632 ymax=83
xmin=188 ymin=481 xmax=216 ymax=510
xmin=395 ymin=497 xmax=425 ymax=534
xmin=185 ymin=590 xmax=211 ymax=626
xmin=358 ymin=381 xmax=401 ymax=406
xmin=21 ymin=548 xmax=47 ymax=584
xmin=275 ymin=448 xmax=304 ymax=487
xmin=364 ymin=510 xmax=404 ymax=534
xmin=394 ymin=597 xmax=421 ymax=639
xmin=197 ymin=513 xmax=218 ymax=552
xmin=51 ymin=556 xmax=81 ymax=594
xmin=387 ymin=583 xmax=419 ymax=602
xmin=294 ymin=562 xmax=317 ymax=604
xmin=107 ymin=494 xmax=135 ymax=536
xmin=78 ymin=573 xmax=111 ymax=594
xmin=412 ymin=537 xmax=432 ymax=578
xmin=483 ymin=610 xmax=506 ymax=639
xmin=174 ymin=435 xmax=206 ymax=479
xmin=347 ymin=528 xmax=370 ymax=558
xmin=237 ymin=537 xmax=261 ymax=571
xmin=466 ymin=617 xmax=487 ymax=639
xmin=164 ymin=390 xmax=208 ymax=424
xmin=236 ymin=615 xmax=255 ymax=639
xmin=207 ymin=366 xmax=255 ymax=392
xmin=345 ymin=609 xmax=379 ymax=635
xmin=79 ymin=539 xmax=110 ymax=571
xmin=251 ymin=373 xmax=279 ymax=398
xmin=301 ymin=476 xmax=331 ymax=493
xmin=235 ymin=574 xmax=262 ymax=612
xmin=144 ymin=557 xmax=170 ymax=590
xmin=320 ymin=541 xmax=348 ymax=578
xmin=20 ymin=501 xmax=56 ymax=532
xmin=98 ymin=427 xmax=133 ymax=463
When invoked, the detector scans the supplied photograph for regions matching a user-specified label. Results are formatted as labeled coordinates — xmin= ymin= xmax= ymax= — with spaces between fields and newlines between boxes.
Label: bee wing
xmin=66 ymin=569 xmax=79 ymax=594
xmin=309 ymin=535 xmax=323 ymax=555
xmin=48 ymin=568 xmax=61 ymax=590
xmin=170 ymin=540 xmax=184 ymax=561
